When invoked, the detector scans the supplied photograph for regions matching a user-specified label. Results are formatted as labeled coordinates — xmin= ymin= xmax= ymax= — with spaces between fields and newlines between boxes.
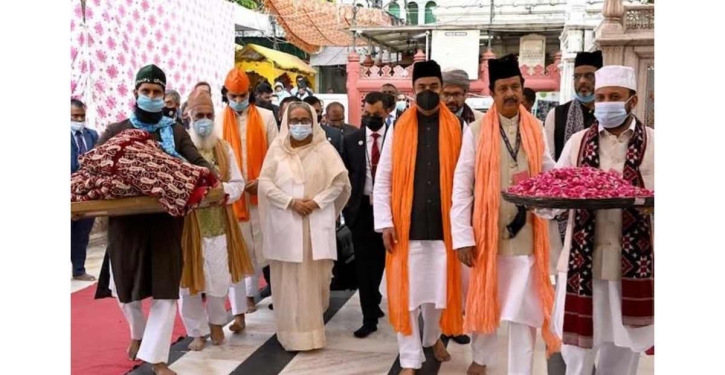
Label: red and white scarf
xmin=563 ymin=119 xmax=654 ymax=348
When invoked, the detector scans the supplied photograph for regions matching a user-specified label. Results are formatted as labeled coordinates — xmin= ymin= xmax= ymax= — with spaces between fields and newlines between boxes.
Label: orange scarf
xmin=387 ymin=105 xmax=463 ymax=336
xmin=222 ymin=104 xmax=267 ymax=222
xmin=464 ymin=105 xmax=561 ymax=355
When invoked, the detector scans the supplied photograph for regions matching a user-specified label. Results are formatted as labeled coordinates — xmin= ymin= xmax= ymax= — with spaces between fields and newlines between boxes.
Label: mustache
xmin=504 ymin=97 xmax=518 ymax=104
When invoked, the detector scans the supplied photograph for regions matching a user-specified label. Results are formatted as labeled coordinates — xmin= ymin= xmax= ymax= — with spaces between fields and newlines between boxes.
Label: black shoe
xmin=377 ymin=308 xmax=385 ymax=318
xmin=450 ymin=335 xmax=471 ymax=344
xmin=354 ymin=324 xmax=378 ymax=338
xmin=260 ymin=285 xmax=271 ymax=299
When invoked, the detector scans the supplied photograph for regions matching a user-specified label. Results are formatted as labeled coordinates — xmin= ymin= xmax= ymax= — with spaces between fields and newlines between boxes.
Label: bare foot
xmin=229 ymin=314 xmax=246 ymax=333
xmin=127 ymin=339 xmax=141 ymax=361
xmin=210 ymin=324 xmax=225 ymax=345
xmin=246 ymin=297 xmax=258 ymax=313
xmin=151 ymin=362 xmax=177 ymax=375
xmin=399 ymin=369 xmax=416 ymax=375
xmin=73 ymin=273 xmax=96 ymax=281
xmin=187 ymin=336 xmax=206 ymax=351
xmin=431 ymin=339 xmax=451 ymax=362
xmin=467 ymin=362 xmax=487 ymax=375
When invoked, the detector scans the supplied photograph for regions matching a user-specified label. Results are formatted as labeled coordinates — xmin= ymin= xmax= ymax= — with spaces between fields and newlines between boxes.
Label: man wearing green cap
xmin=94 ymin=64 xmax=214 ymax=375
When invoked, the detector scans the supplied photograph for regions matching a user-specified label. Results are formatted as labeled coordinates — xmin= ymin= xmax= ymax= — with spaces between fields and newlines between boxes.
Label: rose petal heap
xmin=507 ymin=167 xmax=654 ymax=199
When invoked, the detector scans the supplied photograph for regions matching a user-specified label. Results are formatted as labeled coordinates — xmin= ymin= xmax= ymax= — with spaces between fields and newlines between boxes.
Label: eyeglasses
xmin=573 ymin=73 xmax=596 ymax=81
xmin=289 ymin=119 xmax=312 ymax=125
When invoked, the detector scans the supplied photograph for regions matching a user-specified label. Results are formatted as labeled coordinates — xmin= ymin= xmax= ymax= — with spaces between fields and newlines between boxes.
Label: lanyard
xmin=499 ymin=123 xmax=521 ymax=165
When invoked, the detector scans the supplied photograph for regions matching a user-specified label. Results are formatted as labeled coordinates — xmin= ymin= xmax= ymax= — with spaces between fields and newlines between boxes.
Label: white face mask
xmin=594 ymin=97 xmax=633 ymax=129
xmin=289 ymin=124 xmax=313 ymax=141
xmin=71 ymin=121 xmax=86 ymax=132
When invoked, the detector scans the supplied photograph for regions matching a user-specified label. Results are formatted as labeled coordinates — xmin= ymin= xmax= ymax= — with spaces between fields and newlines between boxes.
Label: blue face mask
xmin=594 ymin=98 xmax=633 ymax=129
xmin=396 ymin=101 xmax=407 ymax=111
xmin=574 ymin=91 xmax=595 ymax=103
xmin=193 ymin=118 xmax=214 ymax=138
xmin=289 ymin=124 xmax=313 ymax=141
xmin=229 ymin=98 xmax=249 ymax=112
xmin=71 ymin=121 xmax=85 ymax=132
xmin=137 ymin=94 xmax=165 ymax=113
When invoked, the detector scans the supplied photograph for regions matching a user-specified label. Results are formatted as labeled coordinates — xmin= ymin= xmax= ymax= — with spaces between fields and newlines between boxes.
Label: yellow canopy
xmin=235 ymin=44 xmax=316 ymax=89
xmin=235 ymin=44 xmax=316 ymax=75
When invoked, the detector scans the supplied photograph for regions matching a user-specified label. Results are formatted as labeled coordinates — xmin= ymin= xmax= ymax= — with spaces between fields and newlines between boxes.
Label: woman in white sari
xmin=258 ymin=101 xmax=351 ymax=351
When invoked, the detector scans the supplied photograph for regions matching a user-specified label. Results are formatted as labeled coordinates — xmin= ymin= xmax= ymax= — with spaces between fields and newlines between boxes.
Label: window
xmin=389 ymin=1 xmax=400 ymax=18
xmin=424 ymin=1 xmax=436 ymax=24
xmin=407 ymin=3 xmax=419 ymax=25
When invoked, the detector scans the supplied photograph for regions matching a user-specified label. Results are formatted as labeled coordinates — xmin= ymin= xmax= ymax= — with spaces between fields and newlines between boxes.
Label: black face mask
xmin=164 ymin=107 xmax=177 ymax=119
xmin=134 ymin=105 xmax=164 ymax=124
xmin=416 ymin=90 xmax=440 ymax=111
xmin=361 ymin=115 xmax=385 ymax=131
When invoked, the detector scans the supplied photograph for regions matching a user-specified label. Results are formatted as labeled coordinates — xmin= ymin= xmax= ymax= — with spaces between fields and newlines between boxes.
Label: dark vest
xmin=409 ymin=112 xmax=444 ymax=241
xmin=553 ymin=101 xmax=596 ymax=160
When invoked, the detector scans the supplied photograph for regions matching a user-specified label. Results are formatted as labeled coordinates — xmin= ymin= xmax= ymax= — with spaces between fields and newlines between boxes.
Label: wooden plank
xmin=71 ymin=187 xmax=225 ymax=219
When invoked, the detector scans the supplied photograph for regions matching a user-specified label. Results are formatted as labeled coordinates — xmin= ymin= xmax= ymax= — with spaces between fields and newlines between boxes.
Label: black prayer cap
xmin=574 ymin=51 xmax=603 ymax=69
xmin=135 ymin=64 xmax=167 ymax=89
xmin=488 ymin=54 xmax=523 ymax=87
xmin=412 ymin=60 xmax=443 ymax=84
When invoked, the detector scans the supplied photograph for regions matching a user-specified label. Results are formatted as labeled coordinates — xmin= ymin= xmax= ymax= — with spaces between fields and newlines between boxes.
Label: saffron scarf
xmin=180 ymin=140 xmax=255 ymax=295
xmin=464 ymin=105 xmax=561 ymax=356
xmin=222 ymin=104 xmax=268 ymax=222
xmin=387 ymin=105 xmax=463 ymax=336
xmin=128 ymin=114 xmax=183 ymax=159
xmin=564 ymin=120 xmax=654 ymax=348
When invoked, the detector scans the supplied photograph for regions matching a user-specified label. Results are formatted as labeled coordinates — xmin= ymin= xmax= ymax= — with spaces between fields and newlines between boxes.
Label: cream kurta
xmin=215 ymin=105 xmax=278 ymax=267
xmin=451 ymin=114 xmax=556 ymax=327
xmin=551 ymin=118 xmax=655 ymax=352
xmin=258 ymin=103 xmax=351 ymax=351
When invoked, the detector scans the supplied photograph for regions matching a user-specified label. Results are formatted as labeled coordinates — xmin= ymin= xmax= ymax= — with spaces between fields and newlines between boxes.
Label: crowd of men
xmin=71 ymin=50 xmax=653 ymax=375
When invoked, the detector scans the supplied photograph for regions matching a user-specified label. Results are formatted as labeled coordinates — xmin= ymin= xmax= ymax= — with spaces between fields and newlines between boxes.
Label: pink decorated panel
xmin=70 ymin=0 xmax=236 ymax=133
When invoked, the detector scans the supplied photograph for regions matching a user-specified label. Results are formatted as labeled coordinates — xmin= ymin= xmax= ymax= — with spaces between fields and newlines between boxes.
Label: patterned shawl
xmin=128 ymin=113 xmax=182 ymax=159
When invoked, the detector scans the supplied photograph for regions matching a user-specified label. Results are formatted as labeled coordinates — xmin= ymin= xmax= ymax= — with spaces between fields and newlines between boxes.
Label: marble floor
xmin=73 ymin=244 xmax=654 ymax=375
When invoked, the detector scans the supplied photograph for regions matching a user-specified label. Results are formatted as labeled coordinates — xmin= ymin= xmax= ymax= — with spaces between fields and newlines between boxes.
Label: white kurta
xmin=372 ymin=121 xmax=467 ymax=311
xmin=450 ymin=123 xmax=556 ymax=328
xmin=551 ymin=118 xmax=655 ymax=352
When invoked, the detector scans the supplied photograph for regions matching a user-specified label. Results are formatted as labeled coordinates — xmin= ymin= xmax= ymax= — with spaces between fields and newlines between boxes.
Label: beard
xmin=189 ymin=127 xmax=220 ymax=152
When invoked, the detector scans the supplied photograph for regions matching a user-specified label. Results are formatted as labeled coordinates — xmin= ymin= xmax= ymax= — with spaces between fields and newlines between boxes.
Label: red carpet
xmin=71 ymin=285 xmax=187 ymax=375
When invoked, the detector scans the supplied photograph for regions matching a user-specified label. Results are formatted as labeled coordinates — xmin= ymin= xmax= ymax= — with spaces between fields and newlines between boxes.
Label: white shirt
xmin=555 ymin=117 xmax=654 ymax=281
xmin=373 ymin=118 xmax=470 ymax=232
xmin=363 ymin=126 xmax=385 ymax=196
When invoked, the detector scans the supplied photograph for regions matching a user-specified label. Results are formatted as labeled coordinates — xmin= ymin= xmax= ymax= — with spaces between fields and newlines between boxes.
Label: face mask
xmin=416 ymin=90 xmax=440 ymax=111
xmin=230 ymin=98 xmax=249 ymax=112
xmin=71 ymin=121 xmax=86 ymax=132
xmin=164 ymin=107 xmax=177 ymax=118
xmin=361 ymin=115 xmax=384 ymax=131
xmin=574 ymin=91 xmax=595 ymax=104
xmin=396 ymin=101 xmax=407 ymax=111
xmin=289 ymin=124 xmax=313 ymax=141
xmin=193 ymin=118 xmax=214 ymax=138
xmin=137 ymin=94 xmax=165 ymax=113
xmin=594 ymin=98 xmax=633 ymax=129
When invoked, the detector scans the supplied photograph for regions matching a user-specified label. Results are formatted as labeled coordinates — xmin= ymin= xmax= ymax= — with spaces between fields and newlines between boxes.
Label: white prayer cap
xmin=595 ymin=66 xmax=637 ymax=91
